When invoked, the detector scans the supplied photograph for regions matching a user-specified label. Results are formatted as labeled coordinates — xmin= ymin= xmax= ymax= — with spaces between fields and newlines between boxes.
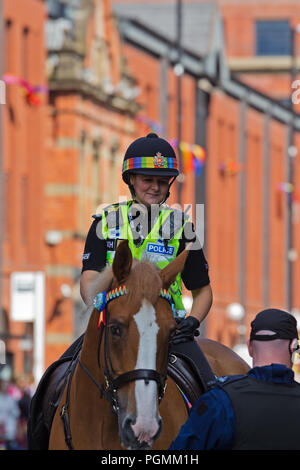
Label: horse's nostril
xmin=123 ymin=415 xmax=136 ymax=431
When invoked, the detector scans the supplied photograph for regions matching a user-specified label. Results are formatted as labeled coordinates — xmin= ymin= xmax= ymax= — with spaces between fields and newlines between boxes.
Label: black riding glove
xmin=172 ymin=316 xmax=200 ymax=345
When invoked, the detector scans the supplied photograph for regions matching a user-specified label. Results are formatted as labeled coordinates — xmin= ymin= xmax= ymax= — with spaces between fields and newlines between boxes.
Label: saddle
xmin=168 ymin=341 xmax=217 ymax=408
xmin=27 ymin=339 xmax=216 ymax=449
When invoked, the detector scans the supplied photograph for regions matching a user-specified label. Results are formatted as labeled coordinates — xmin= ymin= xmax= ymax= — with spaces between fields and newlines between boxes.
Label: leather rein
xmin=60 ymin=285 xmax=173 ymax=450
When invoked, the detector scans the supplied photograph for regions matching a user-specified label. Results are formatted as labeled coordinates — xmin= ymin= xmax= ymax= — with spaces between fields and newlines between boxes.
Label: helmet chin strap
xmin=160 ymin=176 xmax=177 ymax=205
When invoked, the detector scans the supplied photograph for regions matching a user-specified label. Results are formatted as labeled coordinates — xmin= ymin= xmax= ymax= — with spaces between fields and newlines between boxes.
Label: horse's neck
xmin=79 ymin=309 xmax=105 ymax=384
xmin=71 ymin=310 xmax=112 ymax=418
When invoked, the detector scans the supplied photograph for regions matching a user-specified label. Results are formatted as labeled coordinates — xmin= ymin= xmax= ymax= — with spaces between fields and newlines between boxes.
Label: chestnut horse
xmin=49 ymin=240 xmax=249 ymax=450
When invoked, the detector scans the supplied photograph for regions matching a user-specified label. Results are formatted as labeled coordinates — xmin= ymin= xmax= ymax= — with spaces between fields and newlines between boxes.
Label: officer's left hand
xmin=172 ymin=316 xmax=200 ymax=344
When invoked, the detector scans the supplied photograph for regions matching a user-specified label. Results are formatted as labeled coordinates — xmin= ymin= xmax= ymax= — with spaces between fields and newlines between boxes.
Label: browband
xmin=93 ymin=285 xmax=173 ymax=328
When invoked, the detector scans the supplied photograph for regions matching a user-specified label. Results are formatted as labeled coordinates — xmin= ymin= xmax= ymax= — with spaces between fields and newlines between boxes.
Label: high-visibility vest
xmin=96 ymin=200 xmax=189 ymax=319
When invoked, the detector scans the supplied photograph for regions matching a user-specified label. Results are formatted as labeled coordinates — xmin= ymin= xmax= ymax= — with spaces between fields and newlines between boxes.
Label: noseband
xmin=79 ymin=285 xmax=173 ymax=414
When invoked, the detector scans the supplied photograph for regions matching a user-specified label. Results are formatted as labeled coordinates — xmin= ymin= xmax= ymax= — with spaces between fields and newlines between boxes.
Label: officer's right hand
xmin=172 ymin=316 xmax=200 ymax=344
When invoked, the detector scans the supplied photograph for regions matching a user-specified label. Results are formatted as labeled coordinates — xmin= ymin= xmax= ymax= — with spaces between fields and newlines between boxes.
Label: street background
xmin=1 ymin=0 xmax=300 ymax=449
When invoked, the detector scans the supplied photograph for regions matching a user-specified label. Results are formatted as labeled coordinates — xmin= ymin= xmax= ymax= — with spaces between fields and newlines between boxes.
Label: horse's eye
xmin=110 ymin=325 xmax=122 ymax=337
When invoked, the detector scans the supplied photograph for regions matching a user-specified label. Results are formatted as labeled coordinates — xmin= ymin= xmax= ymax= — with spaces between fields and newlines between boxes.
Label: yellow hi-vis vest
xmin=97 ymin=200 xmax=189 ymax=319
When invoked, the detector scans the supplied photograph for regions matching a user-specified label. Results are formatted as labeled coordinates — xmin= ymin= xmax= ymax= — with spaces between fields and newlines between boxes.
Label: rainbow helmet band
xmin=122 ymin=133 xmax=179 ymax=184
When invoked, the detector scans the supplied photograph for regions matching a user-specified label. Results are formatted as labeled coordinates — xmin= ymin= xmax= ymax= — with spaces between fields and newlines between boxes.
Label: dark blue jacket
xmin=169 ymin=364 xmax=296 ymax=450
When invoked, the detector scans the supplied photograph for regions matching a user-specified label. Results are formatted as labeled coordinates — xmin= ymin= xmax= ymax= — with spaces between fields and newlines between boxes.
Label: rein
xmin=60 ymin=284 xmax=173 ymax=450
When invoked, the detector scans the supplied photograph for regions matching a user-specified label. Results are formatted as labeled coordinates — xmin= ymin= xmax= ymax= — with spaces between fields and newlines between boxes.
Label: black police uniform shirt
xmin=81 ymin=216 xmax=210 ymax=291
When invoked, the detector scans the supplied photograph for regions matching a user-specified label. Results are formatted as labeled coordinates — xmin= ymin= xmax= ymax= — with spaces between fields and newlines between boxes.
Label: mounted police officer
xmin=28 ymin=134 xmax=212 ymax=449
xmin=169 ymin=308 xmax=300 ymax=450
xmin=27 ymin=133 xmax=213 ymax=450
xmin=81 ymin=133 xmax=212 ymax=343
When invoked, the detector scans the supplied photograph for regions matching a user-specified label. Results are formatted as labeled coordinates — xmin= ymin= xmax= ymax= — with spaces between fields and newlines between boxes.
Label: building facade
xmin=1 ymin=0 xmax=47 ymax=382
xmin=2 ymin=0 xmax=300 ymax=381
xmin=44 ymin=0 xmax=142 ymax=366
xmin=0 ymin=0 xmax=142 ymax=380
xmin=113 ymin=1 xmax=300 ymax=356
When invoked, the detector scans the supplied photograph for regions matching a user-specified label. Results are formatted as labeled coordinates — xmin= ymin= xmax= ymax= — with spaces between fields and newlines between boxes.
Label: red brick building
xmin=2 ymin=0 xmax=300 ymax=381
xmin=0 ymin=0 xmax=141 ymax=380
xmin=42 ymin=0 xmax=202 ymax=368
xmin=43 ymin=0 xmax=142 ymax=366
xmin=113 ymin=0 xmax=300 ymax=108
xmin=113 ymin=1 xmax=300 ymax=357
xmin=1 ymin=0 xmax=47 ymax=382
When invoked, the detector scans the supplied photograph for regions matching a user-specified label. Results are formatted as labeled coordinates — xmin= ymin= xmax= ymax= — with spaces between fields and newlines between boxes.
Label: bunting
xmin=170 ymin=138 xmax=206 ymax=176
xmin=134 ymin=115 xmax=206 ymax=176
xmin=218 ymin=159 xmax=241 ymax=176
xmin=3 ymin=74 xmax=48 ymax=106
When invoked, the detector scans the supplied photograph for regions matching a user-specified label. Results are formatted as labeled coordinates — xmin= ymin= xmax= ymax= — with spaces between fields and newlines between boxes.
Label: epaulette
xmin=92 ymin=201 xmax=128 ymax=224
xmin=92 ymin=213 xmax=102 ymax=220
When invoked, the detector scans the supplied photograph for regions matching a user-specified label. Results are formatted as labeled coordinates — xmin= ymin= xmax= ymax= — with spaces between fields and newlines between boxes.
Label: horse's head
xmin=99 ymin=240 xmax=189 ymax=450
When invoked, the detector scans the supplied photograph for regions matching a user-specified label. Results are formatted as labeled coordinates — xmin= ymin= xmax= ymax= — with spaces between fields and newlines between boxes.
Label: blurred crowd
xmin=0 ymin=374 xmax=35 ymax=450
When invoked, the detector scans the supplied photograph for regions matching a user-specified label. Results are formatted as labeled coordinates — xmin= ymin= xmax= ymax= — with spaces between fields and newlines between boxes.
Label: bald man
xmin=169 ymin=308 xmax=300 ymax=450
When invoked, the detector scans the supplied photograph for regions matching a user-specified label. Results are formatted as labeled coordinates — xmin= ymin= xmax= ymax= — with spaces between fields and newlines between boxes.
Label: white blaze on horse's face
xmin=131 ymin=298 xmax=161 ymax=446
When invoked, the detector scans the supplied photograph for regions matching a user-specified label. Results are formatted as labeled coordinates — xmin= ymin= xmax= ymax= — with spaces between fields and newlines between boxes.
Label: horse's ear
xmin=159 ymin=246 xmax=190 ymax=289
xmin=112 ymin=239 xmax=133 ymax=283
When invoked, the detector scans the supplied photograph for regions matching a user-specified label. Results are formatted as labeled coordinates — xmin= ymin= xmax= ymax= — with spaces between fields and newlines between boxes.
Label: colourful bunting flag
xmin=2 ymin=74 xmax=48 ymax=106
xmin=218 ymin=159 xmax=241 ymax=176
xmin=170 ymin=138 xmax=206 ymax=176
xmin=134 ymin=116 xmax=206 ymax=175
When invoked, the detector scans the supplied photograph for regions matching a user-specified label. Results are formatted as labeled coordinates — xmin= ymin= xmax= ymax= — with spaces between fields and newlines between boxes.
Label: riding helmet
xmin=122 ymin=133 xmax=179 ymax=185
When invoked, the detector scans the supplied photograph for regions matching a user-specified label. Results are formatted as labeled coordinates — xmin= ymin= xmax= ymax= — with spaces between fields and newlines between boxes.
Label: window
xmin=256 ymin=20 xmax=291 ymax=56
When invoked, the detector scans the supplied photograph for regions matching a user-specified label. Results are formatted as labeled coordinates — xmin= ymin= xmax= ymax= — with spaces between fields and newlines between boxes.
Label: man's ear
xmin=290 ymin=338 xmax=299 ymax=354
xmin=247 ymin=339 xmax=253 ymax=358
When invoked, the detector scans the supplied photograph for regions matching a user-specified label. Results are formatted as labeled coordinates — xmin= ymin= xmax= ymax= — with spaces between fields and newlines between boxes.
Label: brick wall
xmin=2 ymin=0 xmax=47 ymax=376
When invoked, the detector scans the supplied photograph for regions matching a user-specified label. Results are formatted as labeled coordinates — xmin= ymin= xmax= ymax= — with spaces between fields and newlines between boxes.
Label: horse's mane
xmin=126 ymin=261 xmax=162 ymax=305
xmin=84 ymin=265 xmax=114 ymax=316
xmin=85 ymin=260 xmax=162 ymax=314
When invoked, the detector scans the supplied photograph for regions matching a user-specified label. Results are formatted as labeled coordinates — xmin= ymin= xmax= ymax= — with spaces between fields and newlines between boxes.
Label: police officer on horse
xmin=27 ymin=133 xmax=214 ymax=449
xmin=81 ymin=133 xmax=212 ymax=344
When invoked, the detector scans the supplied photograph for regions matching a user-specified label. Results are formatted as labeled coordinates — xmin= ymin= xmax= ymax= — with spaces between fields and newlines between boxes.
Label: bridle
xmin=60 ymin=284 xmax=174 ymax=450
